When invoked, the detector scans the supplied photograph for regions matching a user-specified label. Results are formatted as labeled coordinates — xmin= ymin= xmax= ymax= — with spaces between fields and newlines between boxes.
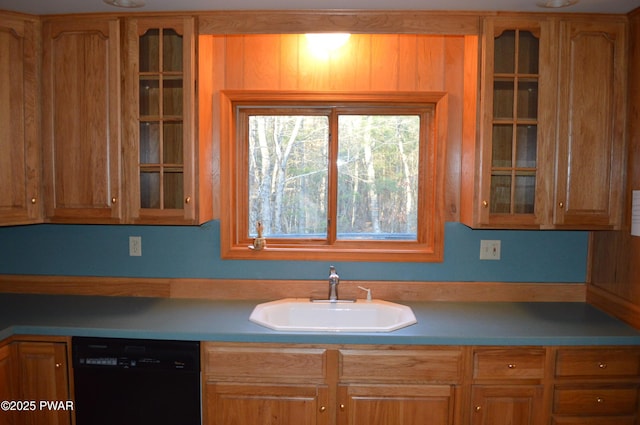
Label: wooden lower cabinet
xmin=203 ymin=343 xmax=462 ymax=425
xmin=11 ymin=340 xmax=72 ymax=425
xmin=202 ymin=343 xmax=640 ymax=425
xmin=470 ymin=348 xmax=548 ymax=425
xmin=207 ymin=382 xmax=330 ymax=425
xmin=470 ymin=385 xmax=544 ymax=425
xmin=0 ymin=338 xmax=73 ymax=425
xmin=338 ymin=384 xmax=455 ymax=425
xmin=0 ymin=343 xmax=15 ymax=425
xmin=552 ymin=347 xmax=640 ymax=425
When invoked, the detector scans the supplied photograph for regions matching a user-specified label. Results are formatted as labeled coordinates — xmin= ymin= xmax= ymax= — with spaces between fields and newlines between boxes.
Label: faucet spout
xmin=328 ymin=265 xmax=339 ymax=301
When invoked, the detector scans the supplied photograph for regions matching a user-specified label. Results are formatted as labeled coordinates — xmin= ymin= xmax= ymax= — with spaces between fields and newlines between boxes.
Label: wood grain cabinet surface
xmin=470 ymin=348 xmax=548 ymax=425
xmin=462 ymin=15 xmax=627 ymax=230
xmin=8 ymin=338 xmax=72 ymax=425
xmin=552 ymin=347 xmax=640 ymax=425
xmin=338 ymin=348 xmax=461 ymax=425
xmin=0 ymin=14 xmax=41 ymax=226
xmin=42 ymin=17 xmax=123 ymax=224
xmin=38 ymin=15 xmax=212 ymax=225
xmin=202 ymin=343 xmax=640 ymax=425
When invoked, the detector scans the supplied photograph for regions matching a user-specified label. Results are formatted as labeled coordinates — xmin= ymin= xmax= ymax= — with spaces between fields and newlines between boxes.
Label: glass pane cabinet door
xmin=489 ymin=29 xmax=539 ymax=217
xmin=138 ymin=27 xmax=184 ymax=211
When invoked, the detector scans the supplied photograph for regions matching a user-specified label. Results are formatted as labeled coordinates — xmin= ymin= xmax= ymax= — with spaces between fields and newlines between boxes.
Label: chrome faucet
xmin=328 ymin=266 xmax=339 ymax=301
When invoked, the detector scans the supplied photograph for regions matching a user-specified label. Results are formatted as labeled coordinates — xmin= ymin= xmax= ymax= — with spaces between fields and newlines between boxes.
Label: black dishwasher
xmin=72 ymin=337 xmax=201 ymax=425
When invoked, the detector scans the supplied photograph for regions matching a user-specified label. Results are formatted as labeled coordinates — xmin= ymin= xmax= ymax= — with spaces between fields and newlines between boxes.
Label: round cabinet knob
xmin=111 ymin=197 xmax=117 ymax=204
xmin=507 ymin=364 xmax=516 ymax=369
xmin=475 ymin=406 xmax=482 ymax=412
xmin=558 ymin=201 xmax=564 ymax=208
xmin=482 ymin=200 xmax=489 ymax=208
xmin=31 ymin=197 xmax=36 ymax=204
xmin=55 ymin=363 xmax=62 ymax=368
xmin=319 ymin=406 xmax=326 ymax=413
xmin=598 ymin=362 xmax=607 ymax=369
xmin=596 ymin=397 xmax=604 ymax=403
xmin=185 ymin=196 xmax=191 ymax=204
xmin=339 ymin=404 xmax=345 ymax=411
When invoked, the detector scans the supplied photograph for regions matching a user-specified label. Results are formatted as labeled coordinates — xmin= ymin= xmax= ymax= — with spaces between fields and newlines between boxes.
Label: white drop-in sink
xmin=249 ymin=298 xmax=417 ymax=332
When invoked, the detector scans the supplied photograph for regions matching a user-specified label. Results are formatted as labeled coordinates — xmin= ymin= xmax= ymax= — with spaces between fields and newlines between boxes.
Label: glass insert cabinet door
xmin=130 ymin=17 xmax=195 ymax=223
xmin=139 ymin=27 xmax=184 ymax=210
xmin=486 ymin=27 xmax=540 ymax=222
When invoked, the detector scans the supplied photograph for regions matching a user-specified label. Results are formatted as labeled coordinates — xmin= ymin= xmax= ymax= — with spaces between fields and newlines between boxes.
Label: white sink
xmin=249 ymin=298 xmax=417 ymax=332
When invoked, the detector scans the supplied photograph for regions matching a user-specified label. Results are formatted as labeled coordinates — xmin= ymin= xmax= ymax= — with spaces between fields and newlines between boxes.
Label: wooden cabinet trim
xmin=203 ymin=344 xmax=327 ymax=381
xmin=339 ymin=348 xmax=463 ymax=383
xmin=555 ymin=348 xmax=640 ymax=378
xmin=473 ymin=348 xmax=546 ymax=380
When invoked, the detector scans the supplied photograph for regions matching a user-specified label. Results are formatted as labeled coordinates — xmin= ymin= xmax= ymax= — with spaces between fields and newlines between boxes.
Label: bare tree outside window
xmin=247 ymin=112 xmax=420 ymax=241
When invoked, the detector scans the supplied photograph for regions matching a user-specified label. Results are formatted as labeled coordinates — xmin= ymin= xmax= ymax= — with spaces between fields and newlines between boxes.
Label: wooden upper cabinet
xmin=0 ymin=14 xmax=41 ymax=226
xmin=464 ymin=15 xmax=627 ymax=230
xmin=464 ymin=17 xmax=555 ymax=229
xmin=123 ymin=16 xmax=211 ymax=225
xmin=553 ymin=19 xmax=627 ymax=229
xmin=42 ymin=17 xmax=122 ymax=223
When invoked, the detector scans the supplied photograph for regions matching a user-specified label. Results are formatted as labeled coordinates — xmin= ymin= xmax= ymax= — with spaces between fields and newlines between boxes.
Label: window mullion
xmin=327 ymin=109 xmax=339 ymax=245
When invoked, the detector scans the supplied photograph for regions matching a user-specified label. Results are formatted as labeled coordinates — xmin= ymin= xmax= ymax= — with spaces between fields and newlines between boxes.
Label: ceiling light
xmin=305 ymin=33 xmax=351 ymax=59
xmin=536 ymin=0 xmax=579 ymax=8
xmin=103 ymin=0 xmax=145 ymax=8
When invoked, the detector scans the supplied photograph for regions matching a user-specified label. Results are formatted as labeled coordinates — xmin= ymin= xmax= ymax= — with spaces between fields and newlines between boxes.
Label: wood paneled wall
xmin=199 ymin=33 xmax=478 ymax=220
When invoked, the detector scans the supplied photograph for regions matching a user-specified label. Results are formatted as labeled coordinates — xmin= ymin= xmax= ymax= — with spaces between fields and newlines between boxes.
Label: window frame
xmin=220 ymin=91 xmax=448 ymax=262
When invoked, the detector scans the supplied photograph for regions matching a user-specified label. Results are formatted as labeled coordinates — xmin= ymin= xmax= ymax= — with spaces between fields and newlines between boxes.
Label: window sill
xmin=221 ymin=244 xmax=443 ymax=263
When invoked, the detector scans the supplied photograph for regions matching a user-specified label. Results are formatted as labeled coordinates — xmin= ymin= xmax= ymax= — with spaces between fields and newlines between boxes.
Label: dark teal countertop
xmin=1 ymin=293 xmax=640 ymax=346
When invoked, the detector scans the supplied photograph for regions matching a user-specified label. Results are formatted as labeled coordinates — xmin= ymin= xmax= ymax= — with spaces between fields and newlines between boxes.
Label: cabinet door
xmin=205 ymin=382 xmax=330 ymax=425
xmin=12 ymin=342 xmax=71 ymax=425
xmin=0 ymin=344 xmax=15 ymax=425
xmin=123 ymin=17 xmax=197 ymax=224
xmin=554 ymin=20 xmax=626 ymax=228
xmin=338 ymin=384 xmax=455 ymax=425
xmin=471 ymin=385 xmax=544 ymax=425
xmin=0 ymin=15 xmax=41 ymax=226
xmin=42 ymin=18 xmax=122 ymax=223
xmin=467 ymin=17 xmax=555 ymax=229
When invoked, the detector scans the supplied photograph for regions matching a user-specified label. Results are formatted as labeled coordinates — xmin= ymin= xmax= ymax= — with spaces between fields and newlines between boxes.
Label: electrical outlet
xmin=129 ymin=236 xmax=142 ymax=257
xmin=480 ymin=239 xmax=501 ymax=260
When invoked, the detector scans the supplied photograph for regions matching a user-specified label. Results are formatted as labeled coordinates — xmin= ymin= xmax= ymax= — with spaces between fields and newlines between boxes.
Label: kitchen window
xmin=220 ymin=91 xmax=447 ymax=262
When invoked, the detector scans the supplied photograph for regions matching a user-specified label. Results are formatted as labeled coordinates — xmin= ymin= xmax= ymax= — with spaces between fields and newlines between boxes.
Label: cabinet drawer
xmin=473 ymin=348 xmax=546 ymax=380
xmin=552 ymin=418 xmax=637 ymax=425
xmin=339 ymin=348 xmax=462 ymax=382
xmin=555 ymin=348 xmax=640 ymax=378
xmin=203 ymin=344 xmax=327 ymax=380
xmin=553 ymin=386 xmax=639 ymax=415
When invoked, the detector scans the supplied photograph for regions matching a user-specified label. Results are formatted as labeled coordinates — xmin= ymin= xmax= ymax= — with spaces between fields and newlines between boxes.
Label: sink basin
xmin=249 ymin=298 xmax=417 ymax=332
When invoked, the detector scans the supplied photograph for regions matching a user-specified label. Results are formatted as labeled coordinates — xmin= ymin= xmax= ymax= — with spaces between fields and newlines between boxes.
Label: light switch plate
xmin=480 ymin=240 xmax=501 ymax=260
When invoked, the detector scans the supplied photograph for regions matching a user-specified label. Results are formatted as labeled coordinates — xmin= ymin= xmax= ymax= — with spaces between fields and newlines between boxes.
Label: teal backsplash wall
xmin=0 ymin=221 xmax=588 ymax=282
